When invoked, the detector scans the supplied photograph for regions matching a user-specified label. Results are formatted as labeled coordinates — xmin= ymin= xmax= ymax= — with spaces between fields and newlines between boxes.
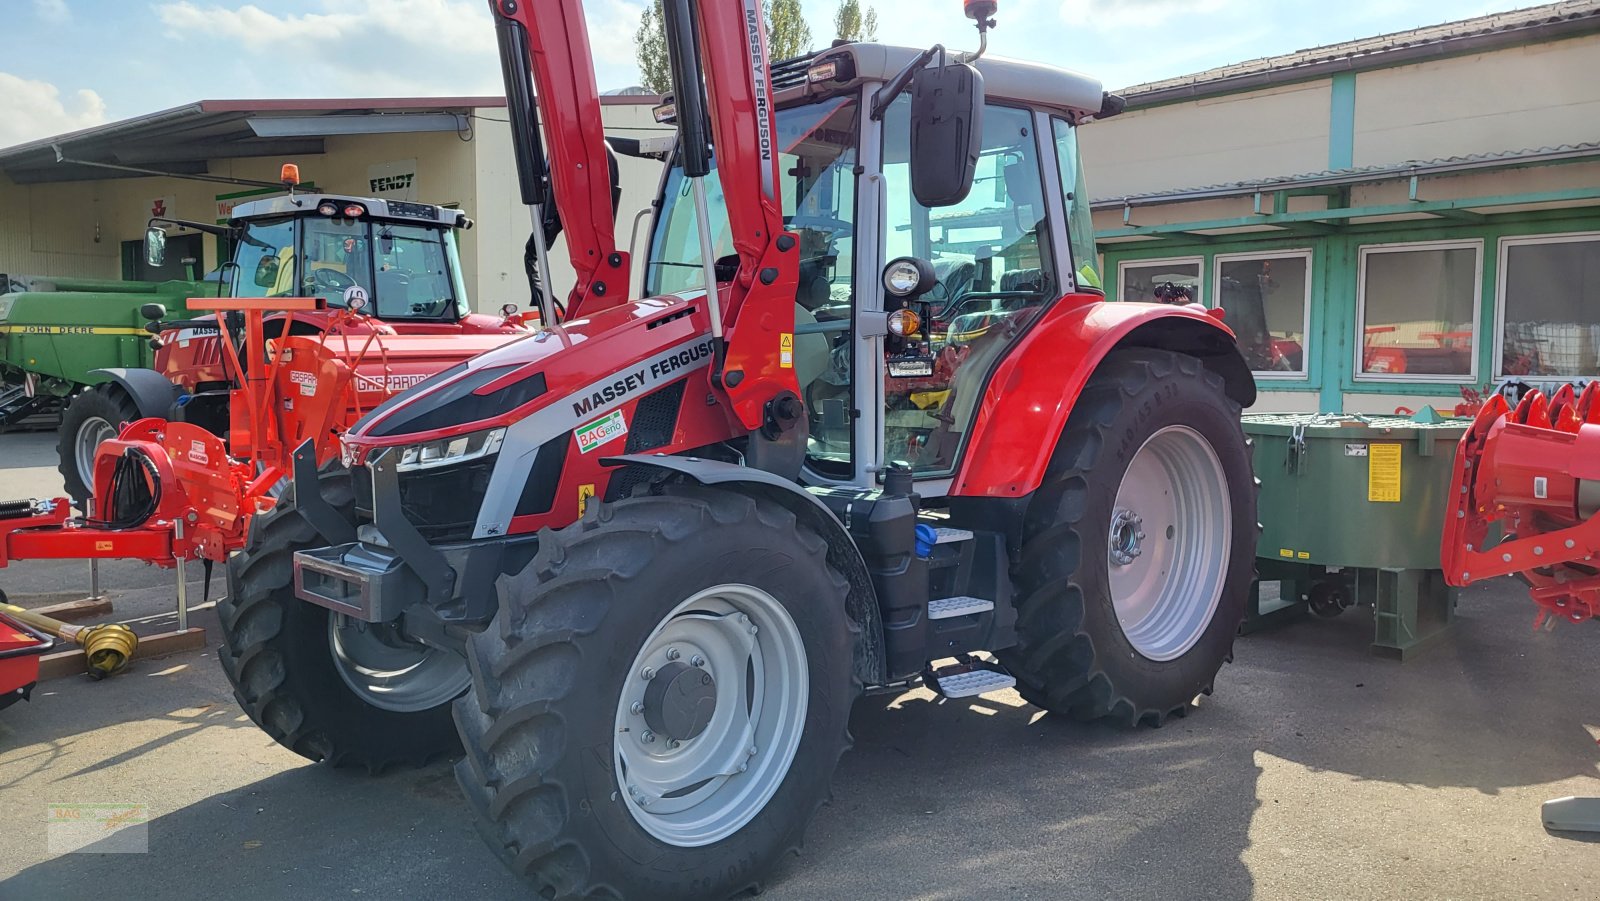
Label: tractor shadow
xmin=5 ymin=580 xmax=1595 ymax=900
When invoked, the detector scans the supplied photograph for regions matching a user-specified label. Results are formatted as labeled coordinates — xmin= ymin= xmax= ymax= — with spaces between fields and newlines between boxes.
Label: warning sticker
xmin=779 ymin=332 xmax=794 ymax=369
xmin=188 ymin=440 xmax=208 ymax=465
xmin=1368 ymin=442 xmax=1402 ymax=503
xmin=574 ymin=409 xmax=628 ymax=454
xmin=1279 ymin=548 xmax=1294 ymax=558
xmin=1344 ymin=443 xmax=1368 ymax=457
xmin=578 ymin=483 xmax=596 ymax=514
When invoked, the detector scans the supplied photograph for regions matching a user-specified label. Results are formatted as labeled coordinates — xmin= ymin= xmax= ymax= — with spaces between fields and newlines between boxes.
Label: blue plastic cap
xmin=914 ymin=523 xmax=937 ymax=558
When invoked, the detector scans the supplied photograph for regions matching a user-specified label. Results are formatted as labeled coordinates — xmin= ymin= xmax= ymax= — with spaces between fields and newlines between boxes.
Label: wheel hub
xmin=1109 ymin=509 xmax=1146 ymax=566
xmin=642 ymin=660 xmax=717 ymax=741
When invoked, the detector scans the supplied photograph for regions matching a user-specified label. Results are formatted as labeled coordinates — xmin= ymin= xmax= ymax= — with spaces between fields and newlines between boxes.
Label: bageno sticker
xmin=779 ymin=332 xmax=793 ymax=369
xmin=1297 ymin=551 xmax=1310 ymax=560
xmin=575 ymin=410 xmax=628 ymax=453
xmin=1278 ymin=548 xmax=1294 ymax=558
xmin=578 ymin=483 xmax=596 ymax=514
xmin=188 ymin=440 xmax=208 ymax=464
xmin=1344 ymin=443 xmax=1368 ymax=457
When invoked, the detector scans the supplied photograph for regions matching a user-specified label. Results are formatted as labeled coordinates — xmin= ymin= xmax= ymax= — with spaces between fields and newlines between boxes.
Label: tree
xmin=635 ymin=0 xmax=670 ymax=95
xmin=765 ymin=0 xmax=813 ymax=61
xmin=833 ymin=0 xmax=878 ymax=42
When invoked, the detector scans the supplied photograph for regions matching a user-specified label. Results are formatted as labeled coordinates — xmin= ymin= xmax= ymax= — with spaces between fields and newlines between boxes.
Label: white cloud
xmin=1058 ymin=0 xmax=1238 ymax=29
xmin=155 ymin=0 xmax=652 ymax=95
xmin=0 ymin=72 xmax=106 ymax=149
xmin=33 ymin=0 xmax=70 ymax=23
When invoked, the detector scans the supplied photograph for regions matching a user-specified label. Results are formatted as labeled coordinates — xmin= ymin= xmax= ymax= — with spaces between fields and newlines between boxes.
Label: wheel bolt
xmin=666 ymin=739 xmax=681 ymax=750
xmin=748 ymin=623 xmax=759 ymax=635
xmin=630 ymin=701 xmax=645 ymax=715
xmin=640 ymin=666 xmax=655 ymax=680
xmin=641 ymin=731 xmax=656 ymax=744
xmin=665 ymin=647 xmax=680 ymax=661
xmin=748 ymin=745 xmax=758 ymax=757
xmin=738 ymin=762 xmax=748 ymax=773
xmin=1136 ymin=531 xmax=1146 ymax=540
xmin=690 ymin=654 xmax=706 ymax=667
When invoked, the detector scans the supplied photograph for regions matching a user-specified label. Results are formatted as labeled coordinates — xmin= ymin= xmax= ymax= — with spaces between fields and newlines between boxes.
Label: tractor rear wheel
xmin=219 ymin=468 xmax=466 ymax=772
xmin=455 ymin=486 xmax=857 ymax=900
xmin=57 ymin=384 xmax=139 ymax=510
xmin=1000 ymin=348 xmax=1255 ymax=726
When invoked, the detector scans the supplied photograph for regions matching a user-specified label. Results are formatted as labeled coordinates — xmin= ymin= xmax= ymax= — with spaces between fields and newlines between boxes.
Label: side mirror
xmin=500 ymin=302 xmax=519 ymax=318
xmin=253 ymin=256 xmax=280 ymax=289
xmin=908 ymin=60 xmax=984 ymax=207
xmin=145 ymin=227 xmax=167 ymax=267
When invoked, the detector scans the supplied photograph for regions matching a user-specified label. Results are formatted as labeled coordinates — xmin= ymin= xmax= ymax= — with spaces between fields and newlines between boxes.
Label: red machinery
xmin=2 ymin=296 xmax=519 ymax=570
xmin=206 ymin=0 xmax=1260 ymax=896
xmin=0 ymin=609 xmax=52 ymax=710
xmin=1443 ymin=382 xmax=1600 ymax=625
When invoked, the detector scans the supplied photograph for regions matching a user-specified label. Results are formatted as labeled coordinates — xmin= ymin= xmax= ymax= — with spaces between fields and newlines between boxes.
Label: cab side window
xmin=881 ymin=99 xmax=1057 ymax=474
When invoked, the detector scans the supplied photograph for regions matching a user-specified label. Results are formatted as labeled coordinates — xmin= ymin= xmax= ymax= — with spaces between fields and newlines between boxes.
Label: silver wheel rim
xmin=1108 ymin=425 xmax=1231 ymax=662
xmin=328 ymin=614 xmax=470 ymax=713
xmin=75 ymin=416 xmax=116 ymax=490
xmin=614 ymin=584 xmax=808 ymax=848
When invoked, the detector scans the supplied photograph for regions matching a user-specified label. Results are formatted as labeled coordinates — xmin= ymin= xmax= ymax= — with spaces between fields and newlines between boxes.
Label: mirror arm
xmin=871 ymin=45 xmax=942 ymax=121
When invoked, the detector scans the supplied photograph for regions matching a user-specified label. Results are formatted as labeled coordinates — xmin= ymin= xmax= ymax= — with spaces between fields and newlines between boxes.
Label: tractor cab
xmin=643 ymin=42 xmax=1118 ymax=485
xmin=218 ymin=194 xmax=475 ymax=322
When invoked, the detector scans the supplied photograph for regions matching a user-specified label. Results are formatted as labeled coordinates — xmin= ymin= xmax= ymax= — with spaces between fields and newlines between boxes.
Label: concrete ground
xmin=2 ymin=430 xmax=1598 ymax=900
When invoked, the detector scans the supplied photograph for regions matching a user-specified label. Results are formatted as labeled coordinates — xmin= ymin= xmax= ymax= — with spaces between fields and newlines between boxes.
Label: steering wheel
xmin=311 ymin=268 xmax=355 ymax=292
xmin=789 ymin=217 xmax=853 ymax=239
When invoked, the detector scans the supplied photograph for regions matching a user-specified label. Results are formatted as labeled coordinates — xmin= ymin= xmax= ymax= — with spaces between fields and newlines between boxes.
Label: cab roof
xmin=229 ymin=193 xmax=470 ymax=229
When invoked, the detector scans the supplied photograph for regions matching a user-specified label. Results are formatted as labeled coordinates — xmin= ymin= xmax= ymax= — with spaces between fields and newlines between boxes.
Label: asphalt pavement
xmin=1 ymin=430 xmax=1598 ymax=900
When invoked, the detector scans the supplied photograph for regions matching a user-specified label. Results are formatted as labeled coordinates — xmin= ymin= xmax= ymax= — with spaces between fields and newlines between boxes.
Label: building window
xmin=1356 ymin=241 xmax=1481 ymax=382
xmin=1118 ymin=257 xmax=1202 ymax=304
xmin=1214 ymin=250 xmax=1311 ymax=377
xmin=1497 ymin=233 xmax=1600 ymax=378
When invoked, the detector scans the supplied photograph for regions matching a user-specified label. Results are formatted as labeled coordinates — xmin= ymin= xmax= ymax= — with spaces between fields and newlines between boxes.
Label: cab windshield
xmin=230 ymin=216 xmax=469 ymax=320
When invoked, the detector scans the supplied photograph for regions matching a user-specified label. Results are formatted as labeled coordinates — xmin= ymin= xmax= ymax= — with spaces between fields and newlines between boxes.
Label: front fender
xmin=603 ymin=454 xmax=887 ymax=686
xmin=951 ymin=299 xmax=1254 ymax=498
xmin=87 ymin=367 xmax=181 ymax=421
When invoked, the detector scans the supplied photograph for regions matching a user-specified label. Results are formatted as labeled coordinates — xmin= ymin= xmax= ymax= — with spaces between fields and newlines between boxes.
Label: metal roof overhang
xmin=1095 ymin=144 xmax=1600 ymax=244
xmin=0 ymin=97 xmax=500 ymax=186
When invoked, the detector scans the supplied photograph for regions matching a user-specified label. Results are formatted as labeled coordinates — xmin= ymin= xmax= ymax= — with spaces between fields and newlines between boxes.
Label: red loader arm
xmin=489 ymin=0 xmax=631 ymax=318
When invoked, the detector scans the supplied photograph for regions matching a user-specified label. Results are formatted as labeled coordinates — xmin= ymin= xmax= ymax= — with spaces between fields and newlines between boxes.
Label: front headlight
xmin=396 ymin=427 xmax=505 ymax=472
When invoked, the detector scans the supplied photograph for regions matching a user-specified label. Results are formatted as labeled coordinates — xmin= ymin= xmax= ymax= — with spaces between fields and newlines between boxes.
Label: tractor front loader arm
xmin=489 ymin=0 xmax=631 ymax=320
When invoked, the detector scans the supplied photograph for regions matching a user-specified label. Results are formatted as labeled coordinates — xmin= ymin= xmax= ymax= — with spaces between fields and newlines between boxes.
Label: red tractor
xmin=225 ymin=1 xmax=1258 ymax=896
xmin=55 ymin=183 xmax=529 ymax=507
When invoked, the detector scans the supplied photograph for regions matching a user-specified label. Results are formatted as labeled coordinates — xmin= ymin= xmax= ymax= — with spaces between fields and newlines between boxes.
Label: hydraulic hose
xmin=87 ymin=448 xmax=161 ymax=531
xmin=0 ymin=602 xmax=138 ymax=679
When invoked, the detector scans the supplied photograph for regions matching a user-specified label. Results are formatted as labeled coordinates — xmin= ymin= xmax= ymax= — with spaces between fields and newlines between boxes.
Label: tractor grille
xmin=351 ymin=457 xmax=494 ymax=543
xmin=624 ymin=380 xmax=686 ymax=453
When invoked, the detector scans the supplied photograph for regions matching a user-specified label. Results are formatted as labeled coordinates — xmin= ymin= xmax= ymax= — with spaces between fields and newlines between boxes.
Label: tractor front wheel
xmin=455 ymin=486 xmax=858 ymax=900
xmin=1000 ymin=348 xmax=1255 ymax=726
xmin=57 ymin=384 xmax=139 ymax=510
xmin=219 ymin=469 xmax=467 ymax=771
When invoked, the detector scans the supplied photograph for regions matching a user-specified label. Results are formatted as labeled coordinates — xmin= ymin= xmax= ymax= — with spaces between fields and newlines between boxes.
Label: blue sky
xmin=2 ymin=0 xmax=1515 ymax=148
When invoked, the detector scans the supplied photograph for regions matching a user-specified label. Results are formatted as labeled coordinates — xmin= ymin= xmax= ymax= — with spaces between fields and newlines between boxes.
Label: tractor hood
xmin=340 ymin=294 xmax=719 ymax=464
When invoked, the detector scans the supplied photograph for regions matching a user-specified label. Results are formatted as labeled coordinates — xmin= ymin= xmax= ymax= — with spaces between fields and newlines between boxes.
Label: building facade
xmin=1080 ymin=1 xmax=1600 ymax=413
xmin=0 ymin=96 xmax=670 ymax=312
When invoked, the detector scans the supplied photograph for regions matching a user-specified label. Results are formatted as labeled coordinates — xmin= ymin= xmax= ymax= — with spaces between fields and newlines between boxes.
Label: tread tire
xmin=218 ymin=468 xmax=462 ymax=772
xmin=999 ymin=348 xmax=1256 ymax=726
xmin=455 ymin=484 xmax=859 ymax=901
xmin=57 ymin=384 xmax=140 ymax=510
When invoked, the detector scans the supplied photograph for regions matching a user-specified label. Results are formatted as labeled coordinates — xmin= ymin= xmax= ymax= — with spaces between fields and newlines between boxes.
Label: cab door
xmin=846 ymin=97 xmax=1064 ymax=487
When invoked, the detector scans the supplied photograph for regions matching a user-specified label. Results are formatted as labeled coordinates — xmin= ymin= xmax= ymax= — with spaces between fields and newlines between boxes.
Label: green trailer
xmin=0 ymin=274 xmax=207 ymax=425
xmin=1242 ymin=410 xmax=1469 ymax=658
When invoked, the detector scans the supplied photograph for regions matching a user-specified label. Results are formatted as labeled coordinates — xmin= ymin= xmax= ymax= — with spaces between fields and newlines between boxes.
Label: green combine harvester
xmin=0 ymin=273 xmax=207 ymax=426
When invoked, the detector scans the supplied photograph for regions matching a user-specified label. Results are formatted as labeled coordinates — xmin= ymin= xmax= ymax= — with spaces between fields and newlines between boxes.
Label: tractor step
xmin=933 ymin=527 xmax=973 ymax=544
xmin=925 ymin=659 xmax=1016 ymax=699
xmin=928 ymin=595 xmax=993 ymax=619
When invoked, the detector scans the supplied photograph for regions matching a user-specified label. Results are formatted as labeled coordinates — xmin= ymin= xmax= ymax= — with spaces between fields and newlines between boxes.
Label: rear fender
xmin=88 ymin=368 xmax=180 ymax=420
xmin=952 ymin=301 xmax=1254 ymax=498
xmin=603 ymin=454 xmax=886 ymax=686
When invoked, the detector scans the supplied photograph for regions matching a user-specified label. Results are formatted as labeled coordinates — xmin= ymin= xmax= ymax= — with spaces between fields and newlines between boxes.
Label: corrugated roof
xmin=1119 ymin=0 xmax=1600 ymax=99
xmin=1090 ymin=142 xmax=1600 ymax=208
